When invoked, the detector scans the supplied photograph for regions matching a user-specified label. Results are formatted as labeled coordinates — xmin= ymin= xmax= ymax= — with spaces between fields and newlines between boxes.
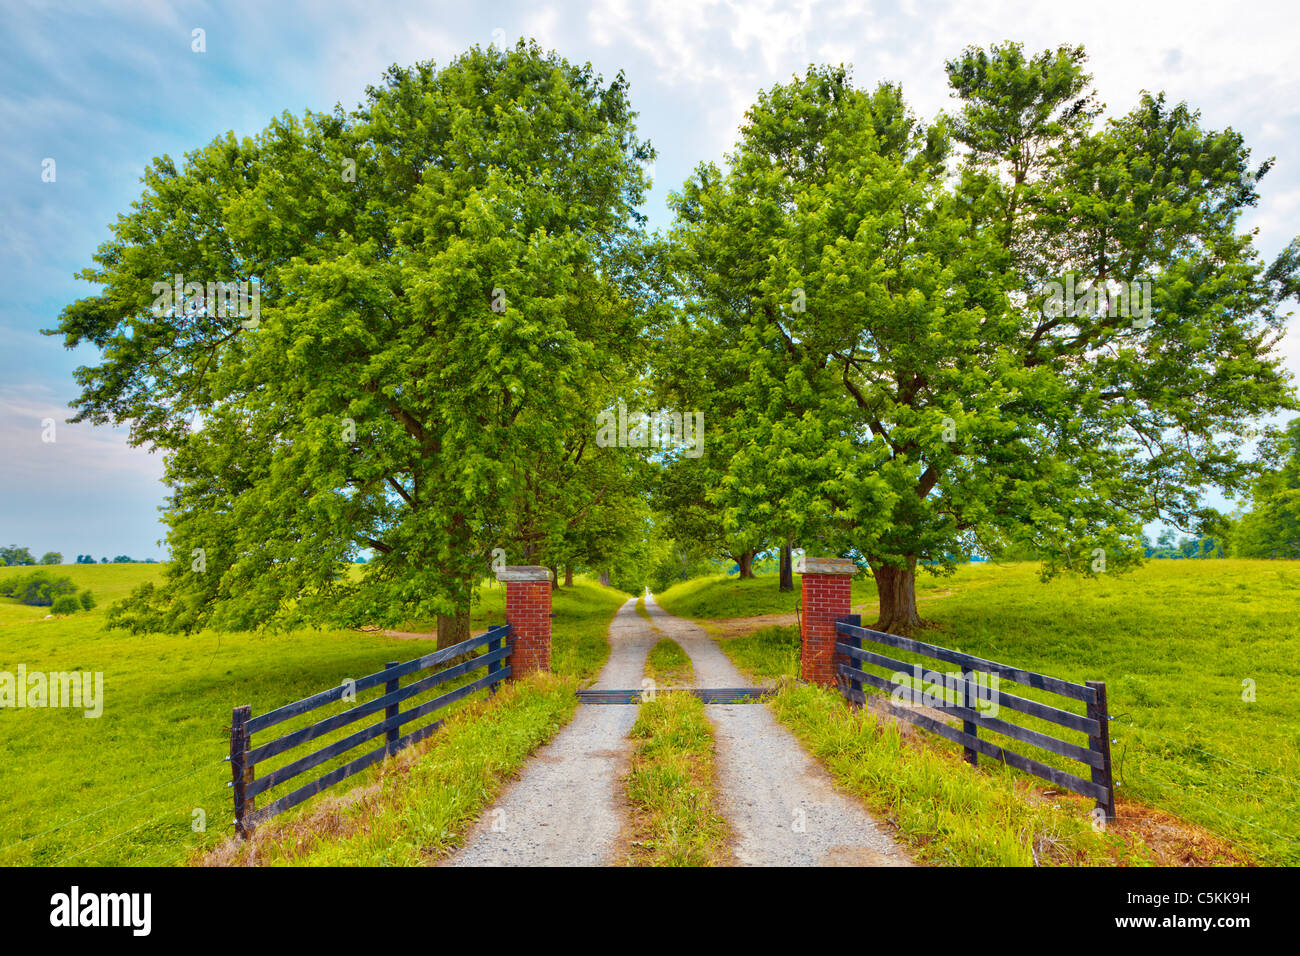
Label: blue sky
xmin=1 ymin=0 xmax=1298 ymax=560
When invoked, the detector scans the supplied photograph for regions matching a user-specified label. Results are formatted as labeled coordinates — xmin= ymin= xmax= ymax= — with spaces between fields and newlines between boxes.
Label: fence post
xmin=487 ymin=628 xmax=502 ymax=695
xmin=229 ymin=704 xmax=254 ymax=838
xmin=836 ymin=613 xmax=862 ymax=703
xmin=796 ymin=556 xmax=856 ymax=687
xmin=497 ymin=566 xmax=552 ymax=679
xmin=384 ymin=662 xmax=399 ymax=755
xmin=961 ymin=671 xmax=979 ymax=767
xmin=1086 ymin=680 xmax=1116 ymax=822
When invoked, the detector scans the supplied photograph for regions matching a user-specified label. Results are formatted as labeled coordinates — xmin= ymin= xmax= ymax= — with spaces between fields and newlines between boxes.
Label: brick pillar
xmin=798 ymin=556 xmax=856 ymax=687
xmin=497 ymin=566 xmax=552 ymax=679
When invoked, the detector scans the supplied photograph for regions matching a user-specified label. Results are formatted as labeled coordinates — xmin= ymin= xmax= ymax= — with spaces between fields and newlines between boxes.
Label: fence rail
xmin=228 ymin=623 xmax=513 ymax=836
xmin=833 ymin=615 xmax=1114 ymax=819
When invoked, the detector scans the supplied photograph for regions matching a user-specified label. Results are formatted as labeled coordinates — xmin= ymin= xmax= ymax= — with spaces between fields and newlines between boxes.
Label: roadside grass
xmin=770 ymin=683 xmax=1139 ymax=866
xmin=202 ymin=673 xmax=578 ymax=865
xmin=0 ymin=566 xmax=624 ymax=866
xmin=645 ymin=639 xmax=694 ymax=686
xmin=699 ymin=560 xmax=1300 ymax=864
xmin=635 ymin=594 xmax=651 ymax=621
xmin=718 ymin=624 xmax=800 ymax=682
xmin=623 ymin=691 xmax=730 ymax=866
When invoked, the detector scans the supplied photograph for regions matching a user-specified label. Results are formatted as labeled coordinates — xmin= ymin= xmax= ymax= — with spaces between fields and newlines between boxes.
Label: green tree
xmin=1232 ymin=419 xmax=1300 ymax=559
xmin=50 ymin=44 xmax=652 ymax=644
xmin=51 ymin=595 xmax=80 ymax=615
xmin=80 ymin=590 xmax=97 ymax=611
xmin=1 ymin=571 xmax=76 ymax=607
xmin=670 ymin=46 xmax=1298 ymax=633
xmin=40 ymin=552 xmax=63 ymax=565
xmin=0 ymin=546 xmax=35 ymax=566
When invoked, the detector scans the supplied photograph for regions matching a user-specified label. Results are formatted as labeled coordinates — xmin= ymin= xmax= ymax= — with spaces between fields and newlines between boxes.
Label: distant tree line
xmin=0 ymin=546 xmax=157 ymax=567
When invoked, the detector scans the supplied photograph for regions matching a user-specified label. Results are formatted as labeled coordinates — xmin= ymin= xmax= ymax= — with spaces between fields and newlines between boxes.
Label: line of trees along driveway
xmin=50 ymin=41 xmax=1300 ymax=638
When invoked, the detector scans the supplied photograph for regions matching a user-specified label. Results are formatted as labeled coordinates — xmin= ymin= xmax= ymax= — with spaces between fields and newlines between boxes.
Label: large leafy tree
xmin=51 ymin=43 xmax=653 ymax=643
xmin=1231 ymin=419 xmax=1300 ymax=559
xmin=670 ymin=46 xmax=1298 ymax=633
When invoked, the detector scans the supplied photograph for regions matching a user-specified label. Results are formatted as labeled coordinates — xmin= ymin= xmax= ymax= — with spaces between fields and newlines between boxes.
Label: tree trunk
xmin=549 ymin=564 xmax=559 ymax=591
xmin=779 ymin=543 xmax=794 ymax=592
xmin=599 ymin=569 xmax=610 ymax=587
xmin=871 ymin=557 xmax=923 ymax=634
xmin=436 ymin=605 xmax=471 ymax=650
xmin=737 ymin=551 xmax=755 ymax=579
xmin=564 ymin=565 xmax=573 ymax=587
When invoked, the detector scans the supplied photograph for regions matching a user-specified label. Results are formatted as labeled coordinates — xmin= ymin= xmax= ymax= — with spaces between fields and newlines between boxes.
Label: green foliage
xmin=665 ymin=43 xmax=1298 ymax=600
xmin=49 ymin=42 xmax=654 ymax=636
xmin=79 ymin=590 xmax=96 ymax=611
xmin=50 ymin=595 xmax=80 ymax=615
xmin=39 ymin=552 xmax=62 ymax=565
xmin=0 ymin=545 xmax=35 ymax=567
xmin=1231 ymin=418 xmax=1300 ymax=558
xmin=0 ymin=570 xmax=78 ymax=607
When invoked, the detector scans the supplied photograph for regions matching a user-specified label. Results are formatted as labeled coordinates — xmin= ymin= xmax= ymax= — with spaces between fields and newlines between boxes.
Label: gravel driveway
xmin=443 ymin=598 xmax=648 ymax=867
xmin=645 ymin=594 xmax=911 ymax=867
xmin=445 ymin=591 xmax=911 ymax=866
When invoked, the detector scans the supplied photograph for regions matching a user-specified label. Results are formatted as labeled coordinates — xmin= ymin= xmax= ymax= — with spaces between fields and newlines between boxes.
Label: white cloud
xmin=0 ymin=383 xmax=165 ymax=490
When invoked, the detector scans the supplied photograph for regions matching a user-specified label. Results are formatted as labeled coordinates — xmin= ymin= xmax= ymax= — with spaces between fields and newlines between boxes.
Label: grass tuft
xmin=623 ymin=692 xmax=730 ymax=866
xmin=645 ymin=638 xmax=693 ymax=686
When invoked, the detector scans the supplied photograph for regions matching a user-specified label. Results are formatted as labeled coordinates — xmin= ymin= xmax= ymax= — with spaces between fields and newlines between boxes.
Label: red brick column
xmin=497 ymin=566 xmax=552 ymax=679
xmin=798 ymin=556 xmax=856 ymax=686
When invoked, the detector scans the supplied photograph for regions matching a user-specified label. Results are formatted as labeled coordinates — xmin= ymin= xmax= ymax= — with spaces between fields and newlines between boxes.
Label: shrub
xmin=51 ymin=595 xmax=80 ymax=615
xmin=0 ymin=570 xmax=77 ymax=607
xmin=79 ymin=590 xmax=97 ymax=611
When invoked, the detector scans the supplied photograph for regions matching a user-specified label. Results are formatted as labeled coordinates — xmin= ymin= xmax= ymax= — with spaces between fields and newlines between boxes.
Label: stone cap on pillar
xmin=794 ymin=555 xmax=857 ymax=575
xmin=495 ymin=565 xmax=552 ymax=583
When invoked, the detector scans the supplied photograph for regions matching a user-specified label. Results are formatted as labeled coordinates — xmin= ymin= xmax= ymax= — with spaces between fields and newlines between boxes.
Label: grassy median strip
xmin=624 ymin=689 xmax=731 ymax=866
xmin=202 ymin=672 xmax=578 ymax=865
xmin=645 ymin=637 xmax=694 ymax=686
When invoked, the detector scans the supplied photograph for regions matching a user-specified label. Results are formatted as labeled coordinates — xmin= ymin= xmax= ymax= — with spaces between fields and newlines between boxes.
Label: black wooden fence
xmin=834 ymin=614 xmax=1115 ymax=820
xmin=228 ymin=623 xmax=513 ymax=836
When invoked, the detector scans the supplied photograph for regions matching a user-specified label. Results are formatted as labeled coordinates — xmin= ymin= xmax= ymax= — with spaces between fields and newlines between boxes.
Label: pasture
xmin=661 ymin=559 xmax=1300 ymax=864
xmin=0 ymin=563 xmax=625 ymax=866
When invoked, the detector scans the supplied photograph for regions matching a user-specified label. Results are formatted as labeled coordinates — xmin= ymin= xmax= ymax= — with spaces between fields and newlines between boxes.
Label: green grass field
xmin=664 ymin=559 xmax=1300 ymax=865
xmin=0 ymin=564 xmax=625 ymax=866
xmin=654 ymin=567 xmax=934 ymax=619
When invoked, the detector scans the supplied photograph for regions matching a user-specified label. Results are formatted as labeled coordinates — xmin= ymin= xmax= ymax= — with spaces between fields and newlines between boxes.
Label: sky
xmin=1 ymin=0 xmax=1298 ymax=561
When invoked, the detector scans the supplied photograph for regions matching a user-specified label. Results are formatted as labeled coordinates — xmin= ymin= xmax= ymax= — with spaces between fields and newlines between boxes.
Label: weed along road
xmin=447 ymin=595 xmax=910 ymax=867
